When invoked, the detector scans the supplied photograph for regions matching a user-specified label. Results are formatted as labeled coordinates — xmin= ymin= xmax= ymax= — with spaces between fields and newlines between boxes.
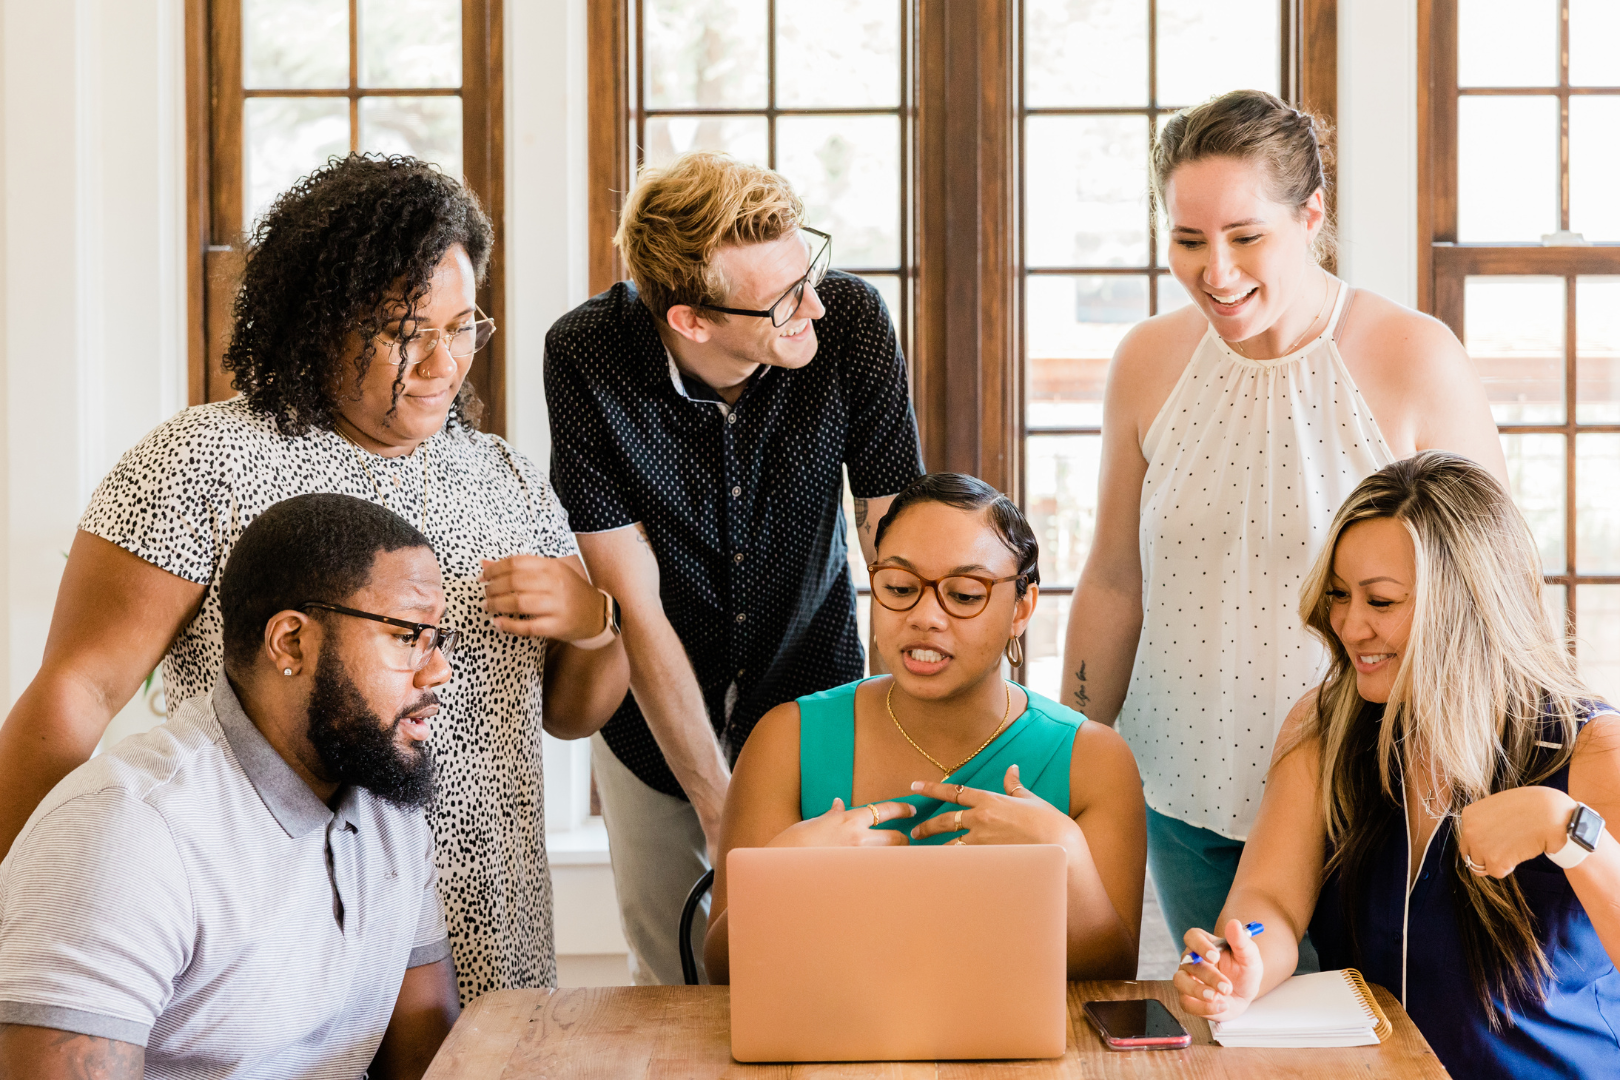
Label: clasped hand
xmin=1456 ymin=784 xmax=1576 ymax=879
xmin=480 ymin=555 xmax=604 ymax=642
xmin=770 ymin=765 xmax=1078 ymax=852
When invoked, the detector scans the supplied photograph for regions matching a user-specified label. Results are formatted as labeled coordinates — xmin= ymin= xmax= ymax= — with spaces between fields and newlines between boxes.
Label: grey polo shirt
xmin=0 ymin=677 xmax=449 ymax=1079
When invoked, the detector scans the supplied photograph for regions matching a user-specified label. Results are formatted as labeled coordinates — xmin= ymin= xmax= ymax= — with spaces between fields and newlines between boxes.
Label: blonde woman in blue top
xmin=704 ymin=473 xmax=1146 ymax=983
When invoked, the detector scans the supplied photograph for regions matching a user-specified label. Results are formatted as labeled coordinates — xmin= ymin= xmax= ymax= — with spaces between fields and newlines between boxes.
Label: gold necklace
xmin=886 ymin=680 xmax=1013 ymax=779
xmin=334 ymin=423 xmax=428 ymax=531
xmin=1230 ymin=271 xmax=1335 ymax=360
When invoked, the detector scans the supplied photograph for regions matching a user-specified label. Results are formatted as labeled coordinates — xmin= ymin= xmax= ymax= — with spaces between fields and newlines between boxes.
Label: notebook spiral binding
xmin=1343 ymin=968 xmax=1393 ymax=1042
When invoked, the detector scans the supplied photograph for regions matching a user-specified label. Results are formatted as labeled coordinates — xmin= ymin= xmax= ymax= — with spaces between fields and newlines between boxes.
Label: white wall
xmin=0 ymin=0 xmax=187 ymax=706
xmin=1337 ymin=0 xmax=1419 ymax=308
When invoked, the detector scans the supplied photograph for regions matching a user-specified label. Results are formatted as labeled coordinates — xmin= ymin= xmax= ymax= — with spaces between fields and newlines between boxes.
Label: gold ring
xmin=955 ymin=784 xmax=966 ymax=801
xmin=869 ymin=804 xmax=881 ymax=827
xmin=953 ymin=809 xmax=964 ymax=831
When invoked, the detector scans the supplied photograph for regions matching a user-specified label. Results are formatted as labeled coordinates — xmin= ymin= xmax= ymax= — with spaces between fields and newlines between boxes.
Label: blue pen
xmin=1181 ymin=921 xmax=1264 ymax=965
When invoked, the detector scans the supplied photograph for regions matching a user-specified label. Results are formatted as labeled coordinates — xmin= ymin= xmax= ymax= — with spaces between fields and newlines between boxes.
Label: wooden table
xmin=423 ymin=981 xmax=1448 ymax=1078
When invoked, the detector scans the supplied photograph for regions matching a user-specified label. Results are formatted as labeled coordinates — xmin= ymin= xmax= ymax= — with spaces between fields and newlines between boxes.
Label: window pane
xmin=244 ymin=97 xmax=350 ymax=229
xmin=643 ymin=115 xmax=769 ymax=168
xmin=645 ymin=0 xmax=767 ymax=109
xmin=1577 ymin=433 xmax=1620 ymax=574
xmin=1027 ymin=275 xmax=1145 ymax=428
xmin=856 ymin=274 xmax=901 ymax=331
xmin=1457 ymin=96 xmax=1559 ymax=242
xmin=1457 ymin=0 xmax=1558 ymax=87
xmin=1569 ymin=98 xmax=1620 ymax=243
xmin=1025 ymin=0 xmax=1147 ymax=108
xmin=1578 ymin=277 xmax=1620 ymax=423
xmin=359 ymin=0 xmax=461 ymax=89
xmin=359 ymin=96 xmax=462 ymax=178
xmin=776 ymin=115 xmax=900 ymax=268
xmin=1502 ymin=432 xmax=1567 ymax=574
xmin=1545 ymin=582 xmax=1569 ymax=642
xmin=1026 ymin=434 xmax=1102 ymax=588
xmin=775 ymin=0 xmax=898 ymax=108
xmin=1157 ymin=273 xmax=1194 ymax=314
xmin=1026 ymin=115 xmax=1149 ymax=268
xmin=243 ymin=0 xmax=348 ymax=90
xmin=1570 ymin=0 xmax=1620 ymax=86
xmin=1023 ymin=592 xmax=1072 ymax=704
xmin=1576 ymin=585 xmax=1620 ymax=705
xmin=1463 ymin=276 xmax=1564 ymax=424
xmin=1155 ymin=0 xmax=1279 ymax=108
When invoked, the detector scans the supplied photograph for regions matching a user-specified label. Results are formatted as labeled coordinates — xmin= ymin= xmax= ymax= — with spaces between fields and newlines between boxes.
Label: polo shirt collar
xmin=213 ymin=675 xmax=335 ymax=839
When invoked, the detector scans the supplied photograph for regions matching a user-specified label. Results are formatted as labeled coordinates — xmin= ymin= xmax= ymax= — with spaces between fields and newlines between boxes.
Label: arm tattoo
xmin=634 ymin=523 xmax=652 ymax=548
xmin=0 ymin=1026 xmax=144 ymax=1080
xmin=1072 ymin=661 xmax=1091 ymax=710
xmin=853 ymin=498 xmax=869 ymax=532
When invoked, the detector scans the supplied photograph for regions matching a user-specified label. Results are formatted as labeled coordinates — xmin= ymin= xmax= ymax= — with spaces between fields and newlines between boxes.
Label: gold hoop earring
xmin=1003 ymin=636 xmax=1024 ymax=667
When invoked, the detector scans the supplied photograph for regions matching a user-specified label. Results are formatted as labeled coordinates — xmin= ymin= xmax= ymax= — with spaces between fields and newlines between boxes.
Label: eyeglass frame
xmin=376 ymin=305 xmax=497 ymax=369
xmin=866 ymin=563 xmax=1028 ymax=620
xmin=700 ymin=227 xmax=832 ymax=328
xmin=299 ymin=601 xmax=461 ymax=667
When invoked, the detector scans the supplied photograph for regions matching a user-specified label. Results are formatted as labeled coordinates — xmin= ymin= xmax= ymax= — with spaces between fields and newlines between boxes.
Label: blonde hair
xmin=1152 ymin=89 xmax=1337 ymax=264
xmin=1295 ymin=452 xmax=1596 ymax=1024
xmin=613 ymin=151 xmax=805 ymax=322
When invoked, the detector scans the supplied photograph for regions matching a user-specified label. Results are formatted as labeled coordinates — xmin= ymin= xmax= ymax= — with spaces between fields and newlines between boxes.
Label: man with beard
xmin=0 ymin=493 xmax=459 ymax=1080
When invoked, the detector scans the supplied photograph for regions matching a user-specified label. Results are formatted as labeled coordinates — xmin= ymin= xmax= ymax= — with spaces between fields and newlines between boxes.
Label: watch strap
xmin=1547 ymin=834 xmax=1592 ymax=869
xmin=570 ymin=590 xmax=621 ymax=651
xmin=1547 ymin=802 xmax=1604 ymax=869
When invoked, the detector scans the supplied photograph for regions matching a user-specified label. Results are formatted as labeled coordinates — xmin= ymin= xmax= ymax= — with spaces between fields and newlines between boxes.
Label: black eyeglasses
xmin=300 ymin=602 xmax=461 ymax=670
xmin=703 ymin=227 xmax=832 ymax=328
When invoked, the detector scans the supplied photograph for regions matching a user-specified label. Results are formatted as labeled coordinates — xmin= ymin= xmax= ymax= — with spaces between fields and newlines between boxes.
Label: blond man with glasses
xmin=545 ymin=151 xmax=923 ymax=985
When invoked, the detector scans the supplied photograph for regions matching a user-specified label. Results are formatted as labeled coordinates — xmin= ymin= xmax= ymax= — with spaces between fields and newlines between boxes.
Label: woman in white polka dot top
xmin=1059 ymin=90 xmax=1507 ymax=957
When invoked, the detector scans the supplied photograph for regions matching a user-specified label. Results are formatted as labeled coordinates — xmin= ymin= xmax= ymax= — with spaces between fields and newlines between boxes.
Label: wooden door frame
xmin=183 ymin=0 xmax=507 ymax=436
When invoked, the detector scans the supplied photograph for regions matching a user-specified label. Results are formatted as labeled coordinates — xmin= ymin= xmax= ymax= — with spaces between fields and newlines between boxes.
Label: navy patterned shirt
xmin=544 ymin=272 xmax=923 ymax=797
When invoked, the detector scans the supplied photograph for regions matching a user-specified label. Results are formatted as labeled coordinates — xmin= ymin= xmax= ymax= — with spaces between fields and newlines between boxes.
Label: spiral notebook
xmin=1211 ymin=969 xmax=1393 ymax=1048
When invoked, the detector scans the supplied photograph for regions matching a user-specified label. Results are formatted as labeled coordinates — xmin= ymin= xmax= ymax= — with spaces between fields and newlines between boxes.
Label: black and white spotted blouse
xmin=80 ymin=396 xmax=577 ymax=999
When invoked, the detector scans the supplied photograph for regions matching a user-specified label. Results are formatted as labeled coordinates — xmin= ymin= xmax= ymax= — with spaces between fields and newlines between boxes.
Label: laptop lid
xmin=727 ymin=844 xmax=1068 ymax=1062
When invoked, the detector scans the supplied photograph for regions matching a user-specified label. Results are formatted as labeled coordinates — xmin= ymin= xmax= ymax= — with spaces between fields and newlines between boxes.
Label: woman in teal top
xmin=705 ymin=473 xmax=1146 ymax=983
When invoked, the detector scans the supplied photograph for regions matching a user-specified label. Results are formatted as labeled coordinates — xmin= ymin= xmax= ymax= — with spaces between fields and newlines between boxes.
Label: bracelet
xmin=570 ymin=589 xmax=621 ymax=651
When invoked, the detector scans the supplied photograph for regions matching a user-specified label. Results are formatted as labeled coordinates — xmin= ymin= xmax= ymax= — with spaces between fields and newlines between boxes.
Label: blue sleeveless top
xmin=796 ymin=679 xmax=1084 ymax=843
xmin=1310 ymin=708 xmax=1620 ymax=1078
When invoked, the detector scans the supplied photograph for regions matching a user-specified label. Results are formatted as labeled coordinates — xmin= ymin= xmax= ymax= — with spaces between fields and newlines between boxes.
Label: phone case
xmin=1083 ymin=1001 xmax=1193 ymax=1051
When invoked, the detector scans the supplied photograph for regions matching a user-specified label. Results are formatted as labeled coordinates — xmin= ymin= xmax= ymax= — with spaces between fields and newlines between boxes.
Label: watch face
xmin=1572 ymin=804 xmax=1605 ymax=852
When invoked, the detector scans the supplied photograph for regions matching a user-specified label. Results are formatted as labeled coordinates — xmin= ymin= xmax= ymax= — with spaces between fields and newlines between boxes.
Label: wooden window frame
xmin=1417 ymin=0 xmax=1620 ymax=636
xmin=184 ymin=0 xmax=506 ymax=436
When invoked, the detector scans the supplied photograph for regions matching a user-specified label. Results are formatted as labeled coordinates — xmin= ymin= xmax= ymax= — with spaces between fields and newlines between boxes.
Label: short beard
xmin=305 ymin=651 xmax=436 ymax=810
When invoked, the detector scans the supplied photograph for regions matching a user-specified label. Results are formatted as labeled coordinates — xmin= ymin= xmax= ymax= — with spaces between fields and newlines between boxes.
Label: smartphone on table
xmin=1083 ymin=999 xmax=1192 ymax=1051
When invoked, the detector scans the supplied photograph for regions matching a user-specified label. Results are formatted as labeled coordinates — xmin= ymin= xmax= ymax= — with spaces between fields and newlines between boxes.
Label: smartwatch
xmin=572 ymin=590 xmax=622 ymax=651
xmin=1547 ymin=802 xmax=1606 ymax=869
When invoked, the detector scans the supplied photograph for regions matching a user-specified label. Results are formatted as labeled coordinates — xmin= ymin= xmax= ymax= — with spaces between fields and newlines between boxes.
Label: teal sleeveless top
xmin=797 ymin=679 xmax=1085 ymax=844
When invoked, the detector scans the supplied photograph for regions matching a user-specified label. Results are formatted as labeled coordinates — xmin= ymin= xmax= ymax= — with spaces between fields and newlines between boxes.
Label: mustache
xmin=394 ymin=692 xmax=441 ymax=723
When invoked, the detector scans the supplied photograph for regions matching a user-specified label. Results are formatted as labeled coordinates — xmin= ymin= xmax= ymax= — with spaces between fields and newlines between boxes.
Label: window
xmin=186 ymin=0 xmax=505 ymax=433
xmin=1420 ymin=0 xmax=1620 ymax=700
xmin=1019 ymin=0 xmax=1332 ymax=698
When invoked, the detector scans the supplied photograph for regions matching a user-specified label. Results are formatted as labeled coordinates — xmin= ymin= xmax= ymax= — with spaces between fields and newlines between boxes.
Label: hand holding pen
xmin=1172 ymin=918 xmax=1268 ymax=1023
xmin=1181 ymin=921 xmax=1263 ymax=965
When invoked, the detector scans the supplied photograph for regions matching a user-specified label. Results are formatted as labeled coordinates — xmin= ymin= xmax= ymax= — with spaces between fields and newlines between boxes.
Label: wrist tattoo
xmin=1072 ymin=661 xmax=1091 ymax=710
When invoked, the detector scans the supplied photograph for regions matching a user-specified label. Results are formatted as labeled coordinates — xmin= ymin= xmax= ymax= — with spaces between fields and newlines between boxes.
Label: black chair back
xmin=679 ymin=867 xmax=715 ymax=986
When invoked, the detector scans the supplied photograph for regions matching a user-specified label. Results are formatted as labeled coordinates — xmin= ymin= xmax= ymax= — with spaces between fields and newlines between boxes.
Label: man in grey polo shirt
xmin=0 ymin=493 xmax=461 ymax=1080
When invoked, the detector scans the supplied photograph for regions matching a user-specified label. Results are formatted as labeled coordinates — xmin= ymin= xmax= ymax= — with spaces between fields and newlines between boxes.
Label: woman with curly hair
xmin=0 ymin=154 xmax=628 ymax=997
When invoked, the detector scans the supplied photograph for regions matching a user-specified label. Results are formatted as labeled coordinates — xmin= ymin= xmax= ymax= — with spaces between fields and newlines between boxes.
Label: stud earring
xmin=283 ymin=668 xmax=293 ymax=676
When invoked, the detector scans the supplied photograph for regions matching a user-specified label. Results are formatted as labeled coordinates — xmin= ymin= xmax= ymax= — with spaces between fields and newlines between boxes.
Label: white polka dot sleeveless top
xmin=1118 ymin=281 xmax=1395 ymax=840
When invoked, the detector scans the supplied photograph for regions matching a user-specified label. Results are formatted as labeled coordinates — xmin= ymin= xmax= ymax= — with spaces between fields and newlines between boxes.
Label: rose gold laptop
xmin=727 ymin=845 xmax=1068 ymax=1062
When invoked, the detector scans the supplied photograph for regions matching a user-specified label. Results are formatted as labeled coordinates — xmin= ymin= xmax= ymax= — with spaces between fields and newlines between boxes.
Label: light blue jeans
xmin=1146 ymin=804 xmax=1319 ymax=973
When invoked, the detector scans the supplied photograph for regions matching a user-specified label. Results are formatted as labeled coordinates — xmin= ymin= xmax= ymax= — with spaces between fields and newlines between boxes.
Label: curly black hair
xmin=222 ymin=154 xmax=494 ymax=436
